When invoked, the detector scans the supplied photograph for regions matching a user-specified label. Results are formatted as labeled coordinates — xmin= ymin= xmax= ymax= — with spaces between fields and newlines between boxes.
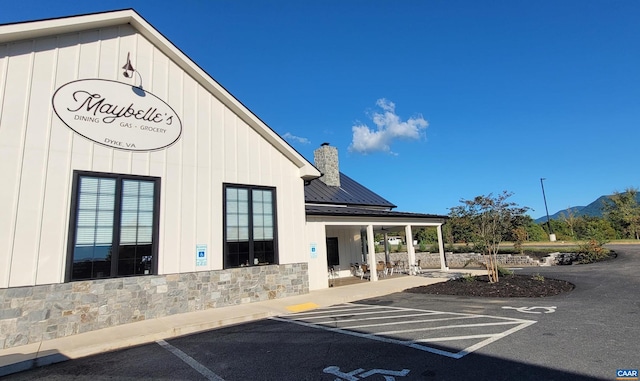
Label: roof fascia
xmin=0 ymin=9 xmax=320 ymax=181
xmin=306 ymin=215 xmax=447 ymax=226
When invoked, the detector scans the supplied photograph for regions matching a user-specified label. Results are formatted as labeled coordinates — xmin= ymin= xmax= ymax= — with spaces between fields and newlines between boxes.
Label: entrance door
xmin=326 ymin=237 xmax=339 ymax=267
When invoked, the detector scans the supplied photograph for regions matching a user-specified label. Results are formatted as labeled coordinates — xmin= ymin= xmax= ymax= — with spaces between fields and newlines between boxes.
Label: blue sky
xmin=2 ymin=1 xmax=639 ymax=219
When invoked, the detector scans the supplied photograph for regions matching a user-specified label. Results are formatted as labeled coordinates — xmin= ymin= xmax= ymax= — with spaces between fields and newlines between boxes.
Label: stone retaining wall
xmin=374 ymin=252 xmax=539 ymax=268
xmin=0 ymin=263 xmax=308 ymax=350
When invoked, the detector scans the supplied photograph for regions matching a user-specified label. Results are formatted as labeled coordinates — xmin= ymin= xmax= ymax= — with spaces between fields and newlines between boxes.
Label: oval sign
xmin=52 ymin=79 xmax=182 ymax=151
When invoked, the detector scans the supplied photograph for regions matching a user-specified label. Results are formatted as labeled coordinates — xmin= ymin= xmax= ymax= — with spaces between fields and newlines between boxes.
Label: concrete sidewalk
xmin=0 ymin=271 xmax=480 ymax=377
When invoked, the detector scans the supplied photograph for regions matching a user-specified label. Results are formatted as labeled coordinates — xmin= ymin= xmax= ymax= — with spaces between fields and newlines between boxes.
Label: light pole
xmin=540 ymin=178 xmax=556 ymax=242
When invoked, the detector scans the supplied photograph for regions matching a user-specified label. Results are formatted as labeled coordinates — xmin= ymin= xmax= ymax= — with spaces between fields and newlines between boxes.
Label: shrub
xmin=532 ymin=273 xmax=545 ymax=282
xmin=576 ymin=239 xmax=610 ymax=263
xmin=461 ymin=273 xmax=476 ymax=282
xmin=418 ymin=241 xmax=428 ymax=252
xmin=497 ymin=265 xmax=513 ymax=277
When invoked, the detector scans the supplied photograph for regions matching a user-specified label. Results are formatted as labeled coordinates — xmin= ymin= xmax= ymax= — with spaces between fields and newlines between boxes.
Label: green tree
xmin=526 ymin=221 xmax=547 ymax=241
xmin=449 ymin=191 xmax=530 ymax=283
xmin=512 ymin=226 xmax=527 ymax=254
xmin=574 ymin=216 xmax=616 ymax=242
xmin=559 ymin=207 xmax=580 ymax=240
xmin=545 ymin=219 xmax=573 ymax=241
xmin=603 ymin=188 xmax=640 ymax=240
xmin=502 ymin=215 xmax=544 ymax=242
xmin=446 ymin=213 xmax=475 ymax=244
xmin=414 ymin=227 xmax=438 ymax=244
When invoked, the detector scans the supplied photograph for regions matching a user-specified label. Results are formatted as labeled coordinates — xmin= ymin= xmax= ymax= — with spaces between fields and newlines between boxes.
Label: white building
xmin=304 ymin=143 xmax=448 ymax=289
xmin=0 ymin=9 xmax=447 ymax=350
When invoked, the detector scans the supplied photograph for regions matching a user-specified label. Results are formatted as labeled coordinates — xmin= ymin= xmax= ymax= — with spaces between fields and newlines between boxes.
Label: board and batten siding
xmin=0 ymin=24 xmax=308 ymax=289
xmin=325 ymin=226 xmax=365 ymax=268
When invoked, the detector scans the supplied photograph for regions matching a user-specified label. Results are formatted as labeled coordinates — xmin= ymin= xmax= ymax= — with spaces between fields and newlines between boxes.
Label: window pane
xmin=238 ymin=226 xmax=249 ymax=241
xmin=227 ymin=213 xmax=238 ymax=227
xmin=98 ymin=178 xmax=116 ymax=194
xmin=238 ymin=214 xmax=249 ymax=228
xmin=227 ymin=226 xmax=238 ymax=241
xmin=97 ymin=193 xmax=115 ymax=209
xmin=254 ymin=226 xmax=264 ymax=240
xmin=95 ymin=227 xmax=114 ymax=244
xmin=76 ymin=210 xmax=95 ymax=226
xmin=120 ymin=227 xmax=137 ymax=244
xmin=138 ymin=197 xmax=154 ymax=212
xmin=121 ymin=211 xmax=138 ymax=226
xmin=264 ymin=241 xmax=275 ymax=264
xmin=137 ymin=227 xmax=153 ymax=243
xmin=72 ymin=177 xmax=116 ymax=280
xmin=138 ymin=211 xmax=153 ymax=226
xmin=226 ymin=188 xmax=238 ymax=201
xmin=80 ymin=177 xmax=99 ymax=193
xmin=252 ymin=190 xmax=263 ymax=202
xmin=78 ymin=193 xmax=97 ymax=209
xmin=117 ymin=180 xmax=156 ymax=275
xmin=121 ymin=195 xmax=139 ymax=210
xmin=122 ymin=180 xmax=138 ymax=195
xmin=97 ymin=211 xmax=114 ymax=225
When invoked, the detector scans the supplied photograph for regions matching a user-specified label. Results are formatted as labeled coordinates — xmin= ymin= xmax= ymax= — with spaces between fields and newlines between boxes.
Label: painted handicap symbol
xmin=502 ymin=306 xmax=557 ymax=314
xmin=323 ymin=366 xmax=410 ymax=380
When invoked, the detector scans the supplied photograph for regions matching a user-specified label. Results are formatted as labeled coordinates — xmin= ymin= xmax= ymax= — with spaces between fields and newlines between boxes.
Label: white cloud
xmin=283 ymin=132 xmax=310 ymax=145
xmin=348 ymin=98 xmax=428 ymax=154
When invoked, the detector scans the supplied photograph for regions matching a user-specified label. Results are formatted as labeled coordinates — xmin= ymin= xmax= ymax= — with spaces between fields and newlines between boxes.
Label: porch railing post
xmin=437 ymin=224 xmax=448 ymax=271
xmin=405 ymin=225 xmax=416 ymax=274
xmin=367 ymin=224 xmax=378 ymax=281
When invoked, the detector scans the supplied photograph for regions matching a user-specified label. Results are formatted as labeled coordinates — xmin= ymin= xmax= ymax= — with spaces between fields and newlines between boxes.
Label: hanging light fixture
xmin=122 ymin=52 xmax=135 ymax=77
xmin=122 ymin=52 xmax=143 ymax=90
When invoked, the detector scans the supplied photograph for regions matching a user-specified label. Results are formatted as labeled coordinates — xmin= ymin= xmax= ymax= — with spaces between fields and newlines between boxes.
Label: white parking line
xmin=342 ymin=315 xmax=484 ymax=329
xmin=295 ymin=306 xmax=442 ymax=319
xmin=312 ymin=312 xmax=449 ymax=324
xmin=272 ymin=303 xmax=536 ymax=359
xmin=156 ymin=339 xmax=226 ymax=381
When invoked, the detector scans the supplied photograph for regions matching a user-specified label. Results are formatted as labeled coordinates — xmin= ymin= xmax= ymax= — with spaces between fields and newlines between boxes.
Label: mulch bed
xmin=405 ymin=274 xmax=575 ymax=297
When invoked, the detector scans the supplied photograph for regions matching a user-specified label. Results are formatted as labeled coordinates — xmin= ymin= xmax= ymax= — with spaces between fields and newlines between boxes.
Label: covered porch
xmin=305 ymin=205 xmax=449 ymax=290
xmin=328 ymin=268 xmax=408 ymax=287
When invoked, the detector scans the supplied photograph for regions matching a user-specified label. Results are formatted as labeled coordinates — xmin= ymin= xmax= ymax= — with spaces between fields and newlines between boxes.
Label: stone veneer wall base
xmin=0 ymin=263 xmax=308 ymax=350
xmin=373 ymin=252 xmax=540 ymax=268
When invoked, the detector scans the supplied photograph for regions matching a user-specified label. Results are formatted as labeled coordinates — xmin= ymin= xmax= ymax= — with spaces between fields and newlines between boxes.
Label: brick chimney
xmin=313 ymin=143 xmax=340 ymax=187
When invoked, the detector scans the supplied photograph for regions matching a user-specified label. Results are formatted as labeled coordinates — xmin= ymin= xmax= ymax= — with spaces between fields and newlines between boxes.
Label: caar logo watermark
xmin=616 ymin=369 xmax=638 ymax=380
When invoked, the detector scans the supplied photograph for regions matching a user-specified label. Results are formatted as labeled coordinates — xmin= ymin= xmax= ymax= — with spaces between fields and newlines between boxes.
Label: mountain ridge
xmin=535 ymin=194 xmax=640 ymax=223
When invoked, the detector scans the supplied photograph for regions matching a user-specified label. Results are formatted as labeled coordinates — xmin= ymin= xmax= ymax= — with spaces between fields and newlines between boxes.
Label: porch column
xmin=436 ymin=224 xmax=449 ymax=271
xmin=384 ymin=231 xmax=390 ymax=263
xmin=405 ymin=225 xmax=416 ymax=274
xmin=367 ymin=224 xmax=378 ymax=281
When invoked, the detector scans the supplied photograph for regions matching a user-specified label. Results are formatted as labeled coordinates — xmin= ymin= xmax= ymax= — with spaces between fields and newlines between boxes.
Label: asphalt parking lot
xmin=272 ymin=303 xmax=537 ymax=359
xmin=4 ymin=244 xmax=639 ymax=380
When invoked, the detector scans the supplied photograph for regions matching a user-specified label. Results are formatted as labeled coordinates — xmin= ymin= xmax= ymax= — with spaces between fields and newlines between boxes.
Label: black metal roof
xmin=305 ymin=205 xmax=447 ymax=219
xmin=304 ymin=173 xmax=397 ymax=208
